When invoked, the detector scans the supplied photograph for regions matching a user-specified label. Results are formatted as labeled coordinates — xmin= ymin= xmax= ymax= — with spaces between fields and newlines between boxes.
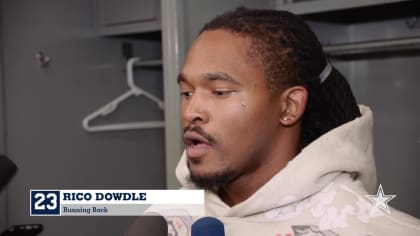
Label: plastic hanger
xmin=82 ymin=57 xmax=164 ymax=132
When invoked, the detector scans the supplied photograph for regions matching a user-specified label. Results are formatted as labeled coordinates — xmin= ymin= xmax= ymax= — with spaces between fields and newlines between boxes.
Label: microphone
xmin=0 ymin=156 xmax=44 ymax=236
xmin=191 ymin=217 xmax=225 ymax=236
xmin=124 ymin=215 xmax=168 ymax=236
xmin=0 ymin=224 xmax=43 ymax=236
xmin=0 ymin=154 xmax=17 ymax=191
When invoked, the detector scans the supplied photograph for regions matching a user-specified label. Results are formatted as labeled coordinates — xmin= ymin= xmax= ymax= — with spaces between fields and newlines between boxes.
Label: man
xmin=175 ymin=7 xmax=420 ymax=235
xmin=129 ymin=7 xmax=420 ymax=236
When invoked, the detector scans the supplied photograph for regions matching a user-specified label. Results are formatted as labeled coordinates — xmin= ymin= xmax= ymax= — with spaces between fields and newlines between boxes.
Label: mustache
xmin=183 ymin=125 xmax=217 ymax=145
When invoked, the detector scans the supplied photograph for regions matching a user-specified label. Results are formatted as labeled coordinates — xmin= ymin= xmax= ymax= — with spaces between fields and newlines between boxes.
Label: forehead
xmin=181 ymin=29 xmax=264 ymax=85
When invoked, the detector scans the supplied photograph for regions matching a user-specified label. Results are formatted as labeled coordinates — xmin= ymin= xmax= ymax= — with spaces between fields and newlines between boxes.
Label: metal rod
xmin=323 ymin=35 xmax=420 ymax=56
xmin=133 ymin=59 xmax=163 ymax=67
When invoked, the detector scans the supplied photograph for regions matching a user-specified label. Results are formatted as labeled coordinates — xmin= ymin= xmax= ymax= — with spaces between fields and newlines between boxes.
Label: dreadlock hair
xmin=199 ymin=7 xmax=361 ymax=147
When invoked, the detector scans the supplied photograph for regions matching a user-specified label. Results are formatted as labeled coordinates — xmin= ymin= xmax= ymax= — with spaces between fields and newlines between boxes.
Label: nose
xmin=182 ymin=92 xmax=210 ymax=125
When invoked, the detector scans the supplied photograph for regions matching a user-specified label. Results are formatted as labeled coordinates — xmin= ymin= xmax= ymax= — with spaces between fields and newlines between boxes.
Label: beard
xmin=188 ymin=164 xmax=235 ymax=190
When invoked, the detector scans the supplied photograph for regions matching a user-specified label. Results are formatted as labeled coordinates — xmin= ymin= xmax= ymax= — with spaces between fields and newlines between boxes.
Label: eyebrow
xmin=177 ymin=72 xmax=240 ymax=85
xmin=177 ymin=73 xmax=187 ymax=84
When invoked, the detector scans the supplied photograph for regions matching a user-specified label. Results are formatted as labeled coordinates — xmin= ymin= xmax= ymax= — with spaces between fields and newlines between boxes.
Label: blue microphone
xmin=191 ymin=217 xmax=225 ymax=236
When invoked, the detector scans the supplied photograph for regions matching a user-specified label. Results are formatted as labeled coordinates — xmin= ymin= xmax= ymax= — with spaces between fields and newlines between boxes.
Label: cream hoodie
xmin=148 ymin=105 xmax=420 ymax=236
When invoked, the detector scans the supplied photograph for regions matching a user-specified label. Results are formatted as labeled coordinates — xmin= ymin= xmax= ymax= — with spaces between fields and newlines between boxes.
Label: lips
xmin=184 ymin=131 xmax=212 ymax=159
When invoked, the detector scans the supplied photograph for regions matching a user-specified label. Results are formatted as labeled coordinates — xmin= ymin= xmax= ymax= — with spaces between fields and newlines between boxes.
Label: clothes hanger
xmin=82 ymin=57 xmax=164 ymax=132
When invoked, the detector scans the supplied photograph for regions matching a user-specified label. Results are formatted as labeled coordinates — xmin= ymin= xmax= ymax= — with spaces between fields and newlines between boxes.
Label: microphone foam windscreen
xmin=191 ymin=217 xmax=225 ymax=236
xmin=0 ymin=154 xmax=17 ymax=191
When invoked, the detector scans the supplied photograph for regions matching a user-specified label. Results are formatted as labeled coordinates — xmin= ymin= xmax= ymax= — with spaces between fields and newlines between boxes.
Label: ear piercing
xmin=282 ymin=116 xmax=295 ymax=121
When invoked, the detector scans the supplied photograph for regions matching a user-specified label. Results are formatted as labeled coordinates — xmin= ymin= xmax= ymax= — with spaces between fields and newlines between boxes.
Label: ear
xmin=279 ymin=86 xmax=308 ymax=126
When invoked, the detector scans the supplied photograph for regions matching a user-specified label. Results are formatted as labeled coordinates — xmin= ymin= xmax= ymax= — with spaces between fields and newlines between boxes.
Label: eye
xmin=180 ymin=91 xmax=193 ymax=98
xmin=212 ymin=90 xmax=234 ymax=97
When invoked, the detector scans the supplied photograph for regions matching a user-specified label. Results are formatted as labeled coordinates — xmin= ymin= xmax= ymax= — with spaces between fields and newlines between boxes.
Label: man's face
xmin=178 ymin=30 xmax=283 ymax=188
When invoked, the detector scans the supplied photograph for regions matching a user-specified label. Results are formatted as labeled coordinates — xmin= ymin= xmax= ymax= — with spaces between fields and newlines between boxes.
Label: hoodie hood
xmin=175 ymin=105 xmax=376 ymax=217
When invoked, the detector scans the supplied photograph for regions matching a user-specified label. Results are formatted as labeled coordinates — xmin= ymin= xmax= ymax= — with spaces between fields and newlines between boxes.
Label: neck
xmin=218 ymin=126 xmax=300 ymax=206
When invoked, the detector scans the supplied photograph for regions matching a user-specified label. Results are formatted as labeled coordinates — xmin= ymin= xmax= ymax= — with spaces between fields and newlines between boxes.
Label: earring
xmin=282 ymin=116 xmax=295 ymax=121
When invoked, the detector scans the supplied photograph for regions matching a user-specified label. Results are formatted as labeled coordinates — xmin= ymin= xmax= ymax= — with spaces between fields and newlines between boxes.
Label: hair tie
xmin=319 ymin=62 xmax=332 ymax=83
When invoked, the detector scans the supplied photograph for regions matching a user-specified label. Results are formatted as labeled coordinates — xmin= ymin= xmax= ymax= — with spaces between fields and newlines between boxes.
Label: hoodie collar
xmin=175 ymin=105 xmax=376 ymax=217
